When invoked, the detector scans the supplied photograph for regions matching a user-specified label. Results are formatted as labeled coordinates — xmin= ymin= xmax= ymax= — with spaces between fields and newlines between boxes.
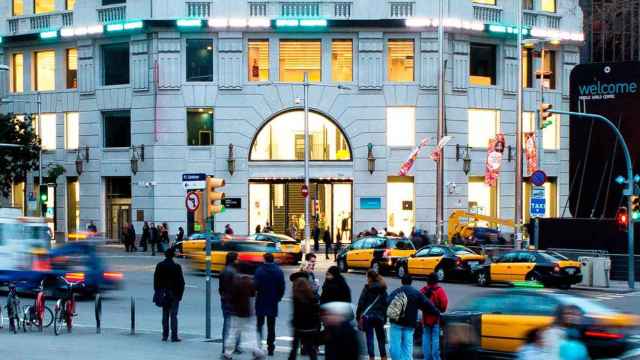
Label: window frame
xmin=34 ymin=0 xmax=56 ymax=14
xmin=66 ymin=48 xmax=78 ymax=89
xmin=66 ymin=0 xmax=75 ymax=10
xmin=386 ymin=107 xmax=416 ymax=148
xmin=12 ymin=0 xmax=24 ymax=16
xmin=186 ymin=108 xmax=214 ymax=146
xmin=469 ymin=42 xmax=497 ymax=86
xmin=386 ymin=38 xmax=416 ymax=83
xmin=247 ymin=38 xmax=270 ymax=83
xmin=468 ymin=108 xmax=500 ymax=149
xmin=278 ymin=38 xmax=323 ymax=83
xmin=539 ymin=50 xmax=556 ymax=90
xmin=101 ymin=42 xmax=130 ymax=86
xmin=35 ymin=113 xmax=57 ymax=151
xmin=185 ymin=38 xmax=214 ymax=83
xmin=468 ymin=175 xmax=499 ymax=218
xmin=472 ymin=0 xmax=497 ymax=5
xmin=11 ymin=53 xmax=24 ymax=93
xmin=522 ymin=111 xmax=559 ymax=150
xmin=102 ymin=0 xmax=126 ymax=5
xmin=64 ymin=112 xmax=79 ymax=151
xmin=331 ymin=38 xmax=354 ymax=83
xmin=34 ymin=49 xmax=56 ymax=92
xmin=102 ymin=111 xmax=131 ymax=149
xmin=541 ymin=0 xmax=556 ymax=13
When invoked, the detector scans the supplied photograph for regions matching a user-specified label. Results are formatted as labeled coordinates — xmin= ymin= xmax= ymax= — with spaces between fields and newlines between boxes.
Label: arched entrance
xmin=248 ymin=110 xmax=353 ymax=242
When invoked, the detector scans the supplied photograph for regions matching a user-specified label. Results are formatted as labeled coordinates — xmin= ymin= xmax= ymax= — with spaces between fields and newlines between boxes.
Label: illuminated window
xmin=250 ymin=110 xmax=351 ymax=161
xmin=523 ymin=178 xmax=557 ymax=222
xmin=387 ymin=107 xmax=415 ymax=147
xmin=66 ymin=48 xmax=78 ymax=89
xmin=12 ymin=0 xmax=24 ymax=16
xmin=387 ymin=176 xmax=415 ymax=236
xmin=522 ymin=111 xmax=558 ymax=150
xmin=35 ymin=114 xmax=57 ymax=151
xmin=187 ymin=109 xmax=213 ymax=146
xmin=34 ymin=0 xmax=55 ymax=14
xmin=332 ymin=39 xmax=352 ymax=83
xmin=523 ymin=48 xmax=532 ymax=88
xmin=186 ymin=39 xmax=213 ymax=82
xmin=470 ymin=43 xmax=496 ymax=86
xmin=387 ymin=39 xmax=414 ymax=82
xmin=472 ymin=0 xmax=496 ymax=4
xmin=248 ymin=40 xmax=269 ymax=82
xmin=468 ymin=176 xmax=498 ymax=219
xmin=65 ymin=112 xmax=79 ymax=150
xmin=66 ymin=0 xmax=75 ymax=10
xmin=541 ymin=0 xmax=556 ymax=12
xmin=538 ymin=50 xmax=556 ymax=89
xmin=12 ymin=53 xmax=24 ymax=93
xmin=468 ymin=109 xmax=500 ymax=148
xmin=102 ymin=43 xmax=129 ymax=86
xmin=34 ymin=50 xmax=56 ymax=91
xmin=279 ymin=40 xmax=321 ymax=82
xmin=523 ymin=0 xmax=534 ymax=10
xmin=103 ymin=111 xmax=130 ymax=148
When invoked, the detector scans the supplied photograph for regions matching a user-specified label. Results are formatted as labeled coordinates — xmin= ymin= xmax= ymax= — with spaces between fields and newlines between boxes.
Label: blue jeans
xmin=364 ymin=317 xmax=387 ymax=358
xmin=389 ymin=324 xmax=414 ymax=360
xmin=422 ymin=324 xmax=440 ymax=360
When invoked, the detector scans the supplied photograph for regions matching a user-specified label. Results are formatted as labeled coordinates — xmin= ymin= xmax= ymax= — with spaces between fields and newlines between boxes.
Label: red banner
xmin=484 ymin=134 xmax=505 ymax=187
xmin=525 ymin=132 xmax=537 ymax=174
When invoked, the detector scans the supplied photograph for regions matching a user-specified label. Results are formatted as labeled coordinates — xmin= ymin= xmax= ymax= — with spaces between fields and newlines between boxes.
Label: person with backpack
xmin=386 ymin=275 xmax=439 ymax=360
xmin=356 ymin=270 xmax=389 ymax=360
xmin=420 ymin=273 xmax=449 ymax=360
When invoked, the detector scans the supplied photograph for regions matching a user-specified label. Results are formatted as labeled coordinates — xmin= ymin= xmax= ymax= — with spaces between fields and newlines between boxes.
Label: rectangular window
xmin=65 ymin=112 xmax=79 ymax=150
xmin=66 ymin=48 xmax=78 ymax=89
xmin=523 ymin=178 xmax=557 ymax=222
xmin=11 ymin=53 xmax=24 ymax=93
xmin=387 ymin=176 xmax=415 ymax=236
xmin=387 ymin=107 xmax=415 ymax=147
xmin=34 ymin=50 xmax=56 ymax=91
xmin=248 ymin=39 xmax=269 ymax=82
xmin=332 ymin=39 xmax=353 ymax=83
xmin=387 ymin=39 xmax=414 ymax=82
xmin=541 ymin=0 xmax=556 ymax=12
xmin=473 ymin=0 xmax=496 ymax=4
xmin=12 ymin=0 xmax=24 ymax=16
xmin=468 ymin=109 xmax=500 ymax=148
xmin=187 ymin=109 xmax=214 ymax=146
xmin=279 ymin=40 xmax=321 ymax=82
xmin=35 ymin=114 xmax=57 ymax=151
xmin=102 ymin=43 xmax=129 ymax=86
xmin=468 ymin=176 xmax=498 ymax=219
xmin=523 ymin=48 xmax=532 ymax=88
xmin=470 ymin=43 xmax=496 ymax=86
xmin=67 ymin=178 xmax=80 ymax=234
xmin=186 ymin=39 xmax=213 ymax=82
xmin=66 ymin=0 xmax=75 ymax=10
xmin=538 ymin=50 xmax=556 ymax=89
xmin=34 ymin=0 xmax=55 ymax=13
xmin=523 ymin=0 xmax=534 ymax=10
xmin=522 ymin=112 xmax=559 ymax=150
xmin=103 ymin=111 xmax=131 ymax=148
xmin=102 ymin=0 xmax=125 ymax=5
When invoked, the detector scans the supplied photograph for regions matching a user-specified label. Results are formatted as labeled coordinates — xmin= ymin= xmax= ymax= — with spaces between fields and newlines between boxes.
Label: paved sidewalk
xmin=573 ymin=280 xmax=640 ymax=293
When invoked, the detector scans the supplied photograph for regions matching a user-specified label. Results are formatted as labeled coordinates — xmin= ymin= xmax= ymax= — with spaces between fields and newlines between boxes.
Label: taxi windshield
xmin=537 ymin=252 xmax=568 ymax=263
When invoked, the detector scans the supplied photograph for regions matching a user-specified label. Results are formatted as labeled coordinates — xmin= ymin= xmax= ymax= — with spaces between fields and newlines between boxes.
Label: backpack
xmin=386 ymin=290 xmax=407 ymax=322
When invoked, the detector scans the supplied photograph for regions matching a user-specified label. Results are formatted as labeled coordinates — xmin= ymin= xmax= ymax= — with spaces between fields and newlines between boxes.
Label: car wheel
xmin=397 ymin=264 xmax=407 ymax=279
xmin=477 ymin=270 xmax=489 ymax=287
xmin=435 ymin=267 xmax=446 ymax=282
xmin=526 ymin=272 xmax=541 ymax=282
xmin=337 ymin=259 xmax=348 ymax=273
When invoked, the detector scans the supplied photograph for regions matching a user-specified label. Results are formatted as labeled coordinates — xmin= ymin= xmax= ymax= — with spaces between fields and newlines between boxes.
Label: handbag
xmin=358 ymin=295 xmax=380 ymax=331
xmin=153 ymin=288 xmax=174 ymax=308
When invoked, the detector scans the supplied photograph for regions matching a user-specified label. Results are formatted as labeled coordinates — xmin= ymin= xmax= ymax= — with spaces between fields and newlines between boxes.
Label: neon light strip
xmin=177 ymin=19 xmax=202 ymax=27
xmin=40 ymin=31 xmax=58 ymax=39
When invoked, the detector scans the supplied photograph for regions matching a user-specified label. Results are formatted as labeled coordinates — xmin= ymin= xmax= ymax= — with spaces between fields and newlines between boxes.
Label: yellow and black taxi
xmin=395 ymin=245 xmax=486 ymax=282
xmin=336 ymin=236 xmax=415 ymax=274
xmin=474 ymin=250 xmax=582 ymax=289
xmin=454 ymin=290 xmax=640 ymax=358
xmin=249 ymin=232 xmax=302 ymax=265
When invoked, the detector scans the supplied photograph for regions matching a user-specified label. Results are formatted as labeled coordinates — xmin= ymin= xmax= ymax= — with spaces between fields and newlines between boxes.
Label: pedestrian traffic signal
xmin=616 ymin=206 xmax=628 ymax=231
xmin=631 ymin=196 xmax=640 ymax=222
xmin=539 ymin=103 xmax=553 ymax=129
xmin=207 ymin=176 xmax=225 ymax=216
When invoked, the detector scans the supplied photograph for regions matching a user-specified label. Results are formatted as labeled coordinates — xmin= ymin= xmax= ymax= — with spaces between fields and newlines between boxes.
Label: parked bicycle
xmin=53 ymin=276 xmax=84 ymax=335
xmin=6 ymin=283 xmax=22 ymax=333
xmin=22 ymin=281 xmax=54 ymax=332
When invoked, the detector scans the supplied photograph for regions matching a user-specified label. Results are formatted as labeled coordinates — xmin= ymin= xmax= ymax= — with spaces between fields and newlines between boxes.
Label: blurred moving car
xmin=336 ymin=236 xmax=415 ymax=274
xmin=455 ymin=290 xmax=640 ymax=359
xmin=395 ymin=245 xmax=486 ymax=282
xmin=249 ymin=233 xmax=302 ymax=264
xmin=474 ymin=250 xmax=582 ymax=289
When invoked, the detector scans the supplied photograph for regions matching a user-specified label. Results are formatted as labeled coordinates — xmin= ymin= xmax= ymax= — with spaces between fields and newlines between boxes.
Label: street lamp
xmin=130 ymin=144 xmax=144 ymax=175
xmin=456 ymin=144 xmax=472 ymax=175
xmin=367 ymin=143 xmax=376 ymax=174
xmin=227 ymin=143 xmax=235 ymax=176
xmin=75 ymin=145 xmax=89 ymax=176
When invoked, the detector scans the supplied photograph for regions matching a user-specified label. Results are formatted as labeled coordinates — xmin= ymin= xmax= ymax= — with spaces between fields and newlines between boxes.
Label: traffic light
xmin=207 ymin=176 xmax=225 ymax=216
xmin=631 ymin=196 xmax=640 ymax=222
xmin=39 ymin=184 xmax=48 ymax=216
xmin=616 ymin=206 xmax=628 ymax=232
xmin=539 ymin=103 xmax=553 ymax=129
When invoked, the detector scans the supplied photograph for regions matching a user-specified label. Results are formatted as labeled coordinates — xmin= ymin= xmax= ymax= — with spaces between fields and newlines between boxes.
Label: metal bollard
xmin=130 ymin=296 xmax=135 ymax=335
xmin=95 ymin=294 xmax=102 ymax=334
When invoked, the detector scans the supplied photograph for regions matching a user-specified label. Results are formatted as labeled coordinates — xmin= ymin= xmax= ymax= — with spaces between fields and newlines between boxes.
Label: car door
xmin=390 ymin=239 xmax=416 ymax=258
xmin=362 ymin=237 xmax=383 ymax=267
xmin=424 ymin=246 xmax=447 ymax=274
xmin=408 ymin=247 xmax=431 ymax=275
xmin=346 ymin=240 xmax=364 ymax=268
xmin=490 ymin=252 xmax=516 ymax=281
xmin=508 ymin=252 xmax=537 ymax=281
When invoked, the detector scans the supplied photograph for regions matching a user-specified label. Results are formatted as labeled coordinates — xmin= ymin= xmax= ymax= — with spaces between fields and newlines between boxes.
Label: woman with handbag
xmin=356 ymin=270 xmax=389 ymax=360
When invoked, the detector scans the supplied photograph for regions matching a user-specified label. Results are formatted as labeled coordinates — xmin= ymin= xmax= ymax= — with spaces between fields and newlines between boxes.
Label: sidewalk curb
xmin=572 ymin=286 xmax=639 ymax=294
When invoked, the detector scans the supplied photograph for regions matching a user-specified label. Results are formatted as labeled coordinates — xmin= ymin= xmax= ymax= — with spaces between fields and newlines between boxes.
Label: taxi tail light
xmin=553 ymin=264 xmax=561 ymax=272
xmin=382 ymin=249 xmax=392 ymax=258
xmin=584 ymin=329 xmax=624 ymax=340
xmin=103 ymin=272 xmax=124 ymax=281
xmin=64 ymin=272 xmax=85 ymax=283
xmin=238 ymin=253 xmax=263 ymax=263
xmin=455 ymin=257 xmax=463 ymax=267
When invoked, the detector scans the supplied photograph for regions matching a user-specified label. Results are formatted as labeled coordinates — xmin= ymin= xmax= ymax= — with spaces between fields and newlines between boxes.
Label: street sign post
xmin=185 ymin=191 xmax=200 ymax=212
xmin=530 ymin=170 xmax=547 ymax=187
xmin=182 ymin=173 xmax=206 ymax=190
xmin=530 ymin=186 xmax=546 ymax=218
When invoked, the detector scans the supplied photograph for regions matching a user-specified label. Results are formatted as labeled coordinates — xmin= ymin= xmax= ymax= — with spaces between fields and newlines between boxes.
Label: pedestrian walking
xmin=290 ymin=253 xmax=319 ymax=298
xmin=121 ymin=224 xmax=130 ymax=252
xmin=542 ymin=305 xmax=589 ymax=360
xmin=356 ymin=270 xmax=388 ymax=360
xmin=225 ymin=224 xmax=234 ymax=235
xmin=255 ymin=224 xmax=262 ymax=233
xmin=161 ymin=222 xmax=170 ymax=246
xmin=320 ymin=266 xmax=351 ymax=304
xmin=517 ymin=328 xmax=547 ymax=360
xmin=128 ymin=223 xmax=138 ymax=252
xmin=320 ymin=302 xmax=361 ymax=360
xmin=176 ymin=226 xmax=184 ymax=243
xmin=223 ymin=274 xmax=266 ymax=360
xmin=254 ymin=253 xmax=286 ymax=356
xmin=157 ymin=224 xmax=165 ymax=253
xmin=334 ymin=230 xmax=341 ymax=259
xmin=153 ymin=247 xmax=185 ymax=342
xmin=220 ymin=252 xmax=240 ymax=354
xmin=150 ymin=223 xmax=159 ymax=256
xmin=313 ymin=226 xmax=320 ymax=252
xmin=289 ymin=278 xmax=321 ymax=360
xmin=420 ymin=273 xmax=449 ymax=360
xmin=141 ymin=222 xmax=150 ymax=252
xmin=387 ymin=275 xmax=440 ymax=360
xmin=323 ymin=227 xmax=333 ymax=260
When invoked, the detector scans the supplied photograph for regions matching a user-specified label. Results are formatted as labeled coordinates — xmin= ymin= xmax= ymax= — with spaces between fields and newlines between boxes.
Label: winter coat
xmin=323 ymin=321 xmax=361 ymax=360
xmin=356 ymin=282 xmax=388 ymax=322
xmin=231 ymin=275 xmax=256 ymax=318
xmin=320 ymin=277 xmax=351 ymax=304
xmin=420 ymin=284 xmax=448 ymax=327
xmin=153 ymin=258 xmax=185 ymax=301
xmin=292 ymin=297 xmax=321 ymax=331
xmin=387 ymin=285 xmax=439 ymax=328
xmin=254 ymin=262 xmax=285 ymax=317
xmin=219 ymin=265 xmax=236 ymax=314
xmin=323 ymin=230 xmax=332 ymax=244
xmin=150 ymin=227 xmax=159 ymax=244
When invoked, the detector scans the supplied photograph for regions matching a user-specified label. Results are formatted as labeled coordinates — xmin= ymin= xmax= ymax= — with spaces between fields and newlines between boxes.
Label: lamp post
xmin=436 ymin=0 xmax=446 ymax=244
xmin=515 ymin=0 xmax=524 ymax=249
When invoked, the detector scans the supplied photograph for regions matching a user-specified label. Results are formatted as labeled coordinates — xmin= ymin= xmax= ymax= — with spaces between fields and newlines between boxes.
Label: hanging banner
xmin=399 ymin=138 xmax=429 ymax=176
xmin=429 ymin=135 xmax=453 ymax=162
xmin=484 ymin=134 xmax=505 ymax=187
xmin=525 ymin=132 xmax=538 ymax=174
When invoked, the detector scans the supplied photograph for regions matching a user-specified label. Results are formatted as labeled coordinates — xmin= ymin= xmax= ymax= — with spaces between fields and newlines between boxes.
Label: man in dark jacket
xmin=321 ymin=302 xmax=361 ymax=360
xmin=219 ymin=252 xmax=239 ymax=353
xmin=323 ymin=227 xmax=333 ymax=260
xmin=153 ymin=247 xmax=185 ymax=342
xmin=387 ymin=275 xmax=439 ymax=360
xmin=223 ymin=274 xmax=266 ymax=360
xmin=254 ymin=253 xmax=285 ymax=356
xmin=150 ymin=222 xmax=159 ymax=256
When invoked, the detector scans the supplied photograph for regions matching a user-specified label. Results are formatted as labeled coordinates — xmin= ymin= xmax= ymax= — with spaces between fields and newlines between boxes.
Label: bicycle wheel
xmin=53 ymin=306 xmax=64 ymax=336
xmin=42 ymin=306 xmax=54 ymax=328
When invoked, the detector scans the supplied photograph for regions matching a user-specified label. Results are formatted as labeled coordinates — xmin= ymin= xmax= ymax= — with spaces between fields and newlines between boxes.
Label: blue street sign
xmin=530 ymin=170 xmax=547 ymax=187
xmin=530 ymin=186 xmax=546 ymax=218
xmin=360 ymin=197 xmax=382 ymax=209
xmin=182 ymin=173 xmax=206 ymax=181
